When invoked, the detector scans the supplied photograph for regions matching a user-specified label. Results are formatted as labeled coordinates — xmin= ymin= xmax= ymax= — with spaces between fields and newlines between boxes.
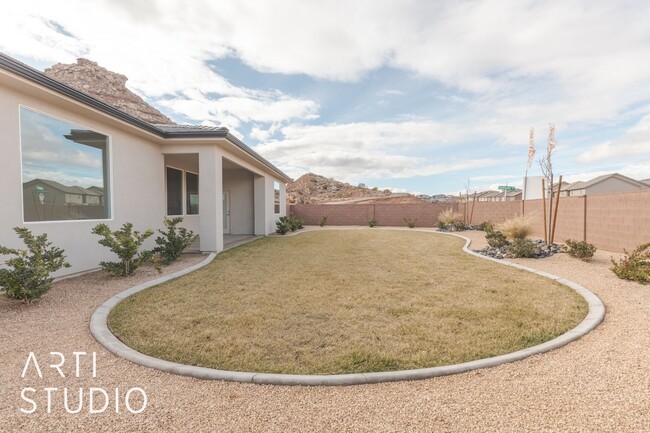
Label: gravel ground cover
xmin=1 ymin=228 xmax=648 ymax=432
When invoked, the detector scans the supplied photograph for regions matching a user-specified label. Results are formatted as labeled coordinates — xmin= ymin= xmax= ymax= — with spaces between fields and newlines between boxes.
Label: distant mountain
xmin=287 ymin=172 xmax=426 ymax=204
xmin=44 ymin=58 xmax=174 ymax=125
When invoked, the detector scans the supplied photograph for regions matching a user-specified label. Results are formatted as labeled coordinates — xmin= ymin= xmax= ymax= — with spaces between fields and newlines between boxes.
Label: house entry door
xmin=222 ymin=191 xmax=231 ymax=234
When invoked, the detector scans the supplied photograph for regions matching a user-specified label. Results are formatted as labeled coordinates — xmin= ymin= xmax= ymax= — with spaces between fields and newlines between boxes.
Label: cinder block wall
xmin=289 ymin=190 xmax=650 ymax=252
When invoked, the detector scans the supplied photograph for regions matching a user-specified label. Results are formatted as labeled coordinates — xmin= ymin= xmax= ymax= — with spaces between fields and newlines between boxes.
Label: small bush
xmin=0 ymin=227 xmax=70 ymax=303
xmin=508 ymin=238 xmax=537 ymax=258
xmin=485 ymin=230 xmax=508 ymax=248
xmin=452 ymin=220 xmax=467 ymax=231
xmin=276 ymin=216 xmax=290 ymax=235
xmin=92 ymin=223 xmax=157 ymax=276
xmin=404 ymin=217 xmax=417 ymax=228
xmin=319 ymin=214 xmax=328 ymax=227
xmin=611 ymin=243 xmax=650 ymax=284
xmin=287 ymin=214 xmax=304 ymax=232
xmin=368 ymin=218 xmax=377 ymax=227
xmin=153 ymin=217 xmax=198 ymax=265
xmin=436 ymin=221 xmax=446 ymax=230
xmin=477 ymin=221 xmax=494 ymax=232
xmin=563 ymin=239 xmax=596 ymax=262
xmin=497 ymin=215 xmax=532 ymax=240
xmin=438 ymin=209 xmax=463 ymax=225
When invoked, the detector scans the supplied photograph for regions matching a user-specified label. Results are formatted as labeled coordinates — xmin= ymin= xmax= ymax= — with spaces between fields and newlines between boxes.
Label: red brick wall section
xmin=289 ymin=203 xmax=458 ymax=227
xmin=289 ymin=190 xmax=650 ymax=252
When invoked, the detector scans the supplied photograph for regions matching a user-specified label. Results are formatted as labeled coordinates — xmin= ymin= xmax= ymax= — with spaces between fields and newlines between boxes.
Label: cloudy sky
xmin=2 ymin=0 xmax=650 ymax=194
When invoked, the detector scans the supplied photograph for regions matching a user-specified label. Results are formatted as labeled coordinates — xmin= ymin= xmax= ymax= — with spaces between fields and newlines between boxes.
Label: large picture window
xmin=20 ymin=107 xmax=110 ymax=222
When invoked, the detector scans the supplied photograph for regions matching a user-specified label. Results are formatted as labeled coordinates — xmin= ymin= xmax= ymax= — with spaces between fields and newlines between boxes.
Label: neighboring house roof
xmin=0 ymin=53 xmax=291 ymax=183
xmin=23 ymin=178 xmax=101 ymax=196
xmin=506 ymin=189 xmax=522 ymax=198
xmin=565 ymin=173 xmax=648 ymax=191
xmin=642 ymin=178 xmax=650 ymax=186
xmin=476 ymin=190 xmax=498 ymax=198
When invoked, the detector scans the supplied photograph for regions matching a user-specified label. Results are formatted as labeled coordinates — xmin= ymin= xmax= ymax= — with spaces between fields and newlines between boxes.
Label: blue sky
xmin=2 ymin=1 xmax=649 ymax=194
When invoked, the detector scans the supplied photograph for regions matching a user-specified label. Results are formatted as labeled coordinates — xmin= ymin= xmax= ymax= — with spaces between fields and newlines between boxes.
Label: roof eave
xmin=0 ymin=53 xmax=292 ymax=183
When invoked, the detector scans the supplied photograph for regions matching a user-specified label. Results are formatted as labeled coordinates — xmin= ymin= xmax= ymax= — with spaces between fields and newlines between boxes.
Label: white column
xmin=253 ymin=175 xmax=266 ymax=235
xmin=199 ymin=146 xmax=223 ymax=251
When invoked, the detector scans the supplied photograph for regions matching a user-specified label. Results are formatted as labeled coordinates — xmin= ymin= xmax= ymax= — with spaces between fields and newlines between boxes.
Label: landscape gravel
xmin=1 ymin=229 xmax=648 ymax=432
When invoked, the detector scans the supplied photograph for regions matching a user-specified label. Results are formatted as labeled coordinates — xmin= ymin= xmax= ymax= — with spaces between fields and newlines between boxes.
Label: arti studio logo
xmin=20 ymin=352 xmax=147 ymax=414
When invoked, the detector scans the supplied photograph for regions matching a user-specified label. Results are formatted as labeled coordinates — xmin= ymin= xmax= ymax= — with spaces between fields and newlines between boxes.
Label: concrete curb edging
xmin=90 ymin=228 xmax=606 ymax=386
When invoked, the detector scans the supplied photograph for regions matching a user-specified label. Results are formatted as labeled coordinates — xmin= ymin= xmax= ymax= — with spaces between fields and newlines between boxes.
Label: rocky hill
xmin=285 ymin=172 xmax=427 ymax=204
xmin=44 ymin=58 xmax=174 ymax=124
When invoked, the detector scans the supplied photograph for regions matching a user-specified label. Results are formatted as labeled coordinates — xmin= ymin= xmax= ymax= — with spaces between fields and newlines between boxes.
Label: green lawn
xmin=108 ymin=230 xmax=587 ymax=374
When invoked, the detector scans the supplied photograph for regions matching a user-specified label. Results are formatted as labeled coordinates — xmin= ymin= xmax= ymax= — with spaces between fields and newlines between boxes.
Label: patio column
xmin=253 ymin=175 xmax=267 ymax=235
xmin=199 ymin=146 xmax=223 ymax=251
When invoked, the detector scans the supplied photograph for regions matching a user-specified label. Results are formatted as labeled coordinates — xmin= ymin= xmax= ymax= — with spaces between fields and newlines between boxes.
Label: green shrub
xmin=452 ymin=220 xmax=467 ymax=231
xmin=92 ymin=223 xmax=156 ymax=276
xmin=485 ymin=230 xmax=508 ymax=248
xmin=563 ymin=239 xmax=596 ymax=262
xmin=0 ymin=227 xmax=70 ymax=303
xmin=497 ymin=215 xmax=532 ymax=240
xmin=275 ymin=216 xmax=290 ymax=235
xmin=507 ymin=238 xmax=537 ymax=258
xmin=438 ymin=209 xmax=462 ymax=225
xmin=436 ymin=220 xmax=446 ymax=230
xmin=404 ymin=217 xmax=417 ymax=228
xmin=485 ymin=229 xmax=508 ymax=248
xmin=611 ymin=243 xmax=650 ymax=284
xmin=478 ymin=221 xmax=494 ymax=232
xmin=319 ymin=214 xmax=328 ymax=227
xmin=153 ymin=217 xmax=198 ymax=265
xmin=287 ymin=214 xmax=304 ymax=232
xmin=368 ymin=218 xmax=377 ymax=227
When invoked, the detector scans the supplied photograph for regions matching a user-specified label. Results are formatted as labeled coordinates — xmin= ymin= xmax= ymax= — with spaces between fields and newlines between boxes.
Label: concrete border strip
xmin=90 ymin=228 xmax=605 ymax=386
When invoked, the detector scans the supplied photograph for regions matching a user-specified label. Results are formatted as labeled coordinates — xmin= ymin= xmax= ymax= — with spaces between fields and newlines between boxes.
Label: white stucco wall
xmin=1 ymin=70 xmax=290 ymax=275
xmin=0 ymin=84 xmax=166 ymax=276
xmin=223 ymin=169 xmax=255 ymax=235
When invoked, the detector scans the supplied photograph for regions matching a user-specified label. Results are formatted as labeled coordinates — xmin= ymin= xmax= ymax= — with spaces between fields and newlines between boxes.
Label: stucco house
xmin=0 ymin=53 xmax=290 ymax=276
xmin=563 ymin=173 xmax=648 ymax=197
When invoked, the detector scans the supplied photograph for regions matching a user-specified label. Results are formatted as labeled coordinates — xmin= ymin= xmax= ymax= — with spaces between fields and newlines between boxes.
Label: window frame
xmin=273 ymin=180 xmax=281 ymax=215
xmin=164 ymin=165 xmax=200 ymax=217
xmin=185 ymin=170 xmax=199 ymax=216
xmin=19 ymin=105 xmax=114 ymax=224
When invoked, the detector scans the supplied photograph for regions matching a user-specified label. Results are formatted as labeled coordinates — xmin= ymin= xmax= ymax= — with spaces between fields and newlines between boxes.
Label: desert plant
xmin=452 ymin=220 xmax=467 ymax=231
xmin=610 ymin=243 xmax=650 ymax=284
xmin=507 ymin=238 xmax=537 ymax=258
xmin=563 ymin=239 xmax=596 ymax=262
xmin=477 ymin=221 xmax=494 ymax=232
xmin=0 ymin=227 xmax=70 ymax=303
xmin=275 ymin=216 xmax=290 ymax=235
xmin=404 ymin=217 xmax=417 ymax=228
xmin=287 ymin=214 xmax=304 ymax=232
xmin=319 ymin=214 xmax=328 ymax=227
xmin=92 ymin=223 xmax=156 ymax=276
xmin=497 ymin=215 xmax=532 ymax=240
xmin=436 ymin=221 xmax=446 ymax=230
xmin=485 ymin=229 xmax=508 ymax=248
xmin=153 ymin=217 xmax=198 ymax=265
xmin=438 ymin=208 xmax=463 ymax=225
xmin=368 ymin=218 xmax=377 ymax=227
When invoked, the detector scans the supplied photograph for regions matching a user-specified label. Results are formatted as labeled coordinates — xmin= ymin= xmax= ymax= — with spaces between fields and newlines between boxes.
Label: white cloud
xmin=255 ymin=121 xmax=496 ymax=181
xmin=578 ymin=113 xmax=650 ymax=162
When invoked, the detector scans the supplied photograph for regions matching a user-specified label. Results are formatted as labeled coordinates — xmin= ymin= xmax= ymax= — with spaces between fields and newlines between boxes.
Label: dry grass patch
xmin=108 ymin=230 xmax=587 ymax=375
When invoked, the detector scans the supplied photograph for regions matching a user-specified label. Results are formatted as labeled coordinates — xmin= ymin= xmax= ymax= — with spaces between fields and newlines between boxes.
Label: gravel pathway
xmin=1 ymin=231 xmax=648 ymax=432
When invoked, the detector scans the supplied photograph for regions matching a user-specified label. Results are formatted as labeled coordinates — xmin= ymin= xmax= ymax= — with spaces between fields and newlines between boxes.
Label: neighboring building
xmin=564 ymin=173 xmax=648 ymax=197
xmin=641 ymin=178 xmax=650 ymax=186
xmin=477 ymin=191 xmax=499 ymax=202
xmin=0 ymin=53 xmax=290 ymax=276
